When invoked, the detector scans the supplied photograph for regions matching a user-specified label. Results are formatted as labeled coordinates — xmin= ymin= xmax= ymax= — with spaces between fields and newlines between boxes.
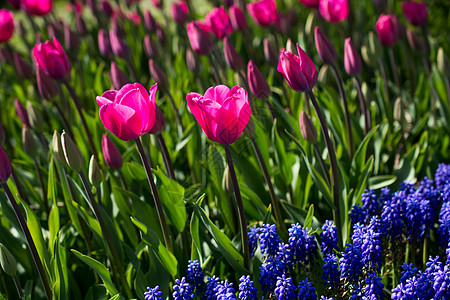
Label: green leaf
xmin=280 ymin=201 xmax=322 ymax=229
xmin=126 ymin=161 xmax=147 ymax=181
xmin=352 ymin=126 xmax=379 ymax=174
xmin=369 ymin=175 xmax=397 ymax=190
xmin=71 ymin=249 xmax=120 ymax=296
xmin=304 ymin=204 xmax=314 ymax=229
xmin=271 ymin=120 xmax=293 ymax=183
xmin=353 ymin=157 xmax=374 ymax=206
xmin=52 ymin=232 xmax=68 ymax=300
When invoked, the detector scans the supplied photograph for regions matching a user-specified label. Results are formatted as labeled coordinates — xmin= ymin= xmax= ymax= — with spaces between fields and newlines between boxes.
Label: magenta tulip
xmin=109 ymin=29 xmax=130 ymax=58
xmin=314 ymin=27 xmax=336 ymax=64
xmin=98 ymin=29 xmax=113 ymax=58
xmin=0 ymin=9 xmax=14 ymax=43
xmin=187 ymin=21 xmax=213 ymax=55
xmin=402 ymin=1 xmax=427 ymax=26
xmin=344 ymin=38 xmax=362 ymax=76
xmin=33 ymin=38 xmax=71 ymax=80
xmin=247 ymin=60 xmax=270 ymax=99
xmin=205 ymin=6 xmax=233 ymax=39
xmin=101 ymin=133 xmax=123 ymax=170
xmin=229 ymin=5 xmax=247 ymax=31
xmin=0 ymin=146 xmax=12 ymax=183
xmin=144 ymin=10 xmax=158 ymax=33
xmin=171 ymin=1 xmax=189 ymax=25
xmin=247 ymin=0 xmax=278 ymax=27
xmin=22 ymin=0 xmax=52 ymax=16
xmin=14 ymin=99 xmax=31 ymax=127
xmin=223 ymin=37 xmax=243 ymax=71
xmin=277 ymin=43 xmax=318 ymax=92
xmin=299 ymin=0 xmax=319 ymax=8
xmin=96 ymin=83 xmax=157 ymax=141
xmin=319 ymin=0 xmax=349 ymax=23
xmin=186 ymin=85 xmax=251 ymax=145
xmin=375 ymin=14 xmax=399 ymax=47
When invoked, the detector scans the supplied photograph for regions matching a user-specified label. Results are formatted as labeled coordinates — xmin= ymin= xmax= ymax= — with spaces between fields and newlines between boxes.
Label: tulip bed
xmin=0 ymin=0 xmax=450 ymax=299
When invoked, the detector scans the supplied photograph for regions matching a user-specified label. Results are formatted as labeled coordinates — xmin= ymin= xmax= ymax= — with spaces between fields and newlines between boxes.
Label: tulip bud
xmin=0 ymin=146 xmax=12 ymax=183
xmin=26 ymin=101 xmax=44 ymax=129
xmin=344 ymin=38 xmax=362 ymax=76
xmin=156 ymin=25 xmax=168 ymax=46
xmin=110 ymin=62 xmax=130 ymax=90
xmin=149 ymin=105 xmax=166 ymax=134
xmin=109 ymin=29 xmax=130 ymax=58
xmin=243 ymin=117 xmax=255 ymax=138
xmin=61 ymin=131 xmax=84 ymax=172
xmin=149 ymin=59 xmax=169 ymax=90
xmin=64 ymin=23 xmax=80 ymax=52
xmin=223 ymin=37 xmax=243 ymax=71
xmin=187 ymin=21 xmax=213 ymax=55
xmin=48 ymin=21 xmax=64 ymax=42
xmin=394 ymin=97 xmax=402 ymax=122
xmin=376 ymin=14 xmax=399 ymax=47
xmin=0 ymin=122 xmax=5 ymax=145
xmin=319 ymin=0 xmax=349 ymax=23
xmin=402 ymin=1 xmax=427 ymax=27
xmin=144 ymin=10 xmax=158 ymax=33
xmin=305 ymin=11 xmax=316 ymax=36
xmin=36 ymin=66 xmax=58 ymax=100
xmin=314 ymin=27 xmax=336 ymax=65
xmin=299 ymin=110 xmax=318 ymax=144
xmin=247 ymin=60 xmax=270 ymax=99
xmin=33 ymin=38 xmax=71 ymax=80
xmin=102 ymin=133 xmax=123 ymax=170
xmin=186 ymin=48 xmax=199 ymax=73
xmin=89 ymin=155 xmax=102 ymax=186
xmin=144 ymin=35 xmax=159 ymax=59
xmin=101 ymin=0 xmax=114 ymax=16
xmin=367 ymin=31 xmax=383 ymax=58
xmin=22 ymin=126 xmax=39 ymax=157
xmin=0 ymin=243 xmax=17 ymax=276
xmin=75 ymin=12 xmax=88 ymax=36
xmin=229 ymin=5 xmax=247 ymax=31
xmin=111 ymin=16 xmax=125 ymax=38
xmin=263 ymin=38 xmax=278 ymax=67
xmin=437 ymin=48 xmax=447 ymax=74
xmin=0 ymin=47 xmax=12 ymax=64
xmin=52 ymin=131 xmax=66 ymax=165
xmin=14 ymin=99 xmax=31 ymax=127
xmin=98 ymin=29 xmax=112 ymax=58
xmin=222 ymin=165 xmax=232 ymax=193
xmin=406 ymin=29 xmax=425 ymax=52
xmin=171 ymin=1 xmax=189 ymax=25
xmin=13 ymin=53 xmax=33 ymax=80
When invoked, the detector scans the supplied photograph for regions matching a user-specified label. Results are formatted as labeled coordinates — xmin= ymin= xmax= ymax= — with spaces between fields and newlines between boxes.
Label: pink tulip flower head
xmin=32 ymin=38 xmax=71 ymax=80
xmin=22 ymin=0 xmax=52 ymax=16
xmin=187 ymin=21 xmax=213 ymax=55
xmin=247 ymin=60 xmax=271 ymax=99
xmin=402 ymin=1 xmax=427 ymax=26
xmin=101 ymin=133 xmax=123 ymax=170
xmin=229 ymin=5 xmax=247 ymax=31
xmin=299 ymin=0 xmax=319 ymax=8
xmin=0 ymin=9 xmax=14 ymax=43
xmin=319 ymin=0 xmax=349 ymax=23
xmin=96 ymin=83 xmax=157 ymax=141
xmin=205 ymin=6 xmax=233 ymax=39
xmin=344 ymin=38 xmax=362 ymax=76
xmin=277 ymin=43 xmax=318 ymax=92
xmin=186 ymin=85 xmax=251 ymax=145
xmin=375 ymin=14 xmax=399 ymax=47
xmin=314 ymin=27 xmax=336 ymax=64
xmin=171 ymin=1 xmax=189 ymax=25
xmin=247 ymin=0 xmax=278 ymax=27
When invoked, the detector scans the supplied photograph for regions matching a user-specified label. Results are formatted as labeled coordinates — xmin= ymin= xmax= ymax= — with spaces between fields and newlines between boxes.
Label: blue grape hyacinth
xmin=274 ymin=274 xmax=296 ymax=300
xmin=144 ymin=286 xmax=164 ymax=300
xmin=173 ymin=277 xmax=194 ymax=300
xmin=238 ymin=275 xmax=258 ymax=300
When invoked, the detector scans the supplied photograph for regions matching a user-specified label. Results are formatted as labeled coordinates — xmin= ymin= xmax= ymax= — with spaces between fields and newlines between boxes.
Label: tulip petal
xmin=118 ymin=86 xmax=150 ymax=135
xmin=211 ymin=101 xmax=239 ymax=144
xmin=204 ymin=85 xmax=231 ymax=105
xmin=96 ymin=95 xmax=114 ymax=109
xmin=99 ymin=103 xmax=142 ymax=141
xmin=101 ymin=90 xmax=118 ymax=101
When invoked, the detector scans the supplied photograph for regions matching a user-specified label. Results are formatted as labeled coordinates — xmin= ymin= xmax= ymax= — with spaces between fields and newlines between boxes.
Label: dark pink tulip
xmin=314 ymin=27 xmax=336 ymax=64
xmin=247 ymin=60 xmax=271 ymax=99
xmin=98 ymin=29 xmax=113 ymax=58
xmin=151 ymin=0 xmax=163 ymax=9
xmin=13 ymin=53 xmax=33 ymax=80
xmin=144 ymin=10 xmax=158 ymax=32
xmin=402 ymin=1 xmax=427 ymax=26
xmin=223 ymin=37 xmax=243 ymax=71
xmin=32 ymin=38 xmax=71 ymax=80
xmin=205 ymin=6 xmax=233 ymax=39
xmin=7 ymin=0 xmax=20 ymax=9
xmin=299 ymin=0 xmax=319 ymax=8
xmin=186 ymin=85 xmax=251 ymax=144
xmin=22 ymin=0 xmax=52 ymax=16
xmin=102 ymin=133 xmax=123 ymax=170
xmin=64 ymin=24 xmax=80 ymax=51
xmin=48 ymin=20 xmax=64 ymax=42
xmin=144 ymin=35 xmax=159 ymax=59
xmin=277 ymin=43 xmax=318 ymax=92
xmin=406 ymin=28 xmax=425 ymax=52
xmin=96 ymin=83 xmax=157 ymax=141
xmin=247 ymin=0 xmax=278 ymax=27
xmin=229 ymin=5 xmax=247 ymax=31
xmin=264 ymin=38 xmax=278 ymax=66
xmin=149 ymin=59 xmax=169 ymax=90
xmin=101 ymin=0 xmax=114 ymax=16
xmin=375 ymin=14 xmax=399 ymax=47
xmin=0 ymin=47 xmax=12 ymax=63
xmin=37 ymin=66 xmax=57 ymax=100
xmin=0 ymin=9 xmax=14 ymax=43
xmin=186 ymin=48 xmax=199 ymax=72
xmin=127 ymin=11 xmax=141 ymax=25
xmin=0 ymin=146 xmax=12 ymax=183
xmin=344 ymin=38 xmax=362 ymax=76
xmin=156 ymin=24 xmax=168 ymax=45
xmin=187 ymin=21 xmax=213 ymax=55
xmin=149 ymin=105 xmax=166 ymax=135
xmin=110 ymin=62 xmax=130 ymax=90
xmin=319 ymin=0 xmax=349 ymax=23
xmin=75 ymin=12 xmax=88 ymax=36
xmin=109 ymin=29 xmax=130 ymax=58
xmin=14 ymin=99 xmax=31 ymax=127
xmin=171 ymin=1 xmax=189 ymax=25
xmin=300 ymin=110 xmax=318 ymax=144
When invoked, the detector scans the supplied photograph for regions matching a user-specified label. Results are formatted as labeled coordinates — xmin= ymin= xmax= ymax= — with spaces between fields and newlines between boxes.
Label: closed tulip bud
xmin=264 ymin=38 xmax=278 ymax=67
xmin=299 ymin=110 xmax=317 ymax=144
xmin=52 ymin=131 xmax=66 ymax=165
xmin=61 ymin=131 xmax=84 ymax=172
xmin=101 ymin=0 xmax=114 ymax=16
xmin=0 ymin=47 xmax=13 ymax=64
xmin=75 ymin=12 xmax=88 ymax=36
xmin=187 ymin=21 xmax=213 ymax=55
xmin=286 ymin=38 xmax=296 ymax=54
xmin=6 ymin=0 xmax=20 ymax=9
xmin=22 ymin=126 xmax=39 ymax=157
xmin=205 ymin=6 xmax=233 ymax=39
xmin=144 ymin=10 xmax=158 ymax=33
xmin=101 ymin=133 xmax=123 ymax=170
xmin=243 ymin=117 xmax=255 ymax=138
xmin=344 ymin=38 xmax=362 ymax=76
xmin=223 ymin=37 xmax=243 ymax=71
xmin=88 ymin=155 xmax=102 ymax=186
xmin=149 ymin=59 xmax=169 ymax=90
xmin=222 ymin=165 xmax=232 ymax=193
xmin=0 ymin=244 xmax=17 ymax=276
xmin=26 ymin=101 xmax=44 ymax=129
xmin=229 ymin=5 xmax=247 ymax=31
xmin=394 ymin=97 xmax=402 ymax=122
xmin=0 ymin=122 xmax=5 ymax=145
xmin=109 ymin=29 xmax=130 ymax=58
xmin=110 ymin=62 xmax=130 ymax=90
xmin=247 ymin=0 xmax=278 ymax=27
xmin=98 ymin=29 xmax=112 ymax=58
xmin=14 ymin=99 xmax=31 ymax=127
xmin=64 ymin=23 xmax=80 ymax=51
xmin=33 ymin=38 xmax=71 ymax=80
xmin=248 ymin=60 xmax=270 ymax=99
xmin=402 ymin=1 xmax=427 ymax=27
xmin=149 ymin=105 xmax=166 ymax=134
xmin=319 ymin=0 xmax=349 ymax=23
xmin=437 ymin=48 xmax=446 ymax=74
xmin=186 ymin=48 xmax=199 ymax=72
xmin=111 ymin=16 xmax=125 ymax=37
xmin=48 ymin=21 xmax=64 ymax=42
xmin=406 ymin=29 xmax=425 ymax=52
xmin=375 ymin=14 xmax=398 ymax=47
xmin=305 ymin=11 xmax=316 ymax=36
xmin=314 ymin=27 xmax=336 ymax=65
xmin=0 ymin=146 xmax=12 ymax=183
xmin=13 ymin=52 xmax=33 ymax=80
xmin=22 ymin=0 xmax=52 ymax=16
xmin=36 ymin=66 xmax=57 ymax=100
xmin=144 ymin=35 xmax=159 ymax=59
xmin=171 ymin=1 xmax=189 ymax=25
xmin=156 ymin=25 xmax=168 ymax=46
xmin=0 ymin=9 xmax=14 ymax=44
xmin=299 ymin=0 xmax=319 ymax=8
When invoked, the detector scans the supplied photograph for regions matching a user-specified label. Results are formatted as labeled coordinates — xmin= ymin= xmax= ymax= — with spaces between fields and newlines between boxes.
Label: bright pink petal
xmin=101 ymin=90 xmax=118 ymax=101
xmin=204 ymin=85 xmax=231 ymax=105
xmin=99 ymin=103 xmax=142 ymax=141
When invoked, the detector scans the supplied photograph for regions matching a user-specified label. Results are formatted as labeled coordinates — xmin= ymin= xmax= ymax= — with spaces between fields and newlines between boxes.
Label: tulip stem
xmin=313 ymin=144 xmax=331 ymax=188
xmin=11 ymin=168 xmax=29 ymax=205
xmin=307 ymin=91 xmax=342 ymax=250
xmin=33 ymin=159 xmax=49 ymax=215
xmin=135 ymin=139 xmax=173 ymax=252
xmin=330 ymin=64 xmax=354 ymax=159
xmin=12 ymin=275 xmax=24 ymax=299
xmin=388 ymin=48 xmax=400 ymax=92
xmin=264 ymin=97 xmax=276 ymax=122
xmin=166 ymin=91 xmax=184 ymax=132
xmin=354 ymin=77 xmax=371 ymax=135
xmin=208 ymin=55 xmax=222 ymax=83
xmin=157 ymin=134 xmax=175 ymax=180
xmin=77 ymin=171 xmax=133 ymax=299
xmin=224 ymin=144 xmax=249 ymax=270
xmin=377 ymin=58 xmax=390 ymax=103
xmin=250 ymin=138 xmax=287 ymax=240
xmin=118 ymin=169 xmax=129 ymax=190
xmin=1 ymin=182 xmax=52 ymax=300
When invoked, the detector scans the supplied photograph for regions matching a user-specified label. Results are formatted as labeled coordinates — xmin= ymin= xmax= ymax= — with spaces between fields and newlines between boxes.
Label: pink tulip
xmin=14 ymin=99 xmax=31 ymax=127
xmin=0 ymin=146 xmax=12 ymax=183
xmin=98 ymin=29 xmax=113 ymax=58
xmin=186 ymin=85 xmax=251 ymax=145
xmin=319 ymin=0 xmax=349 ymax=23
xmin=109 ymin=29 xmax=130 ymax=58
xmin=402 ymin=1 xmax=427 ymax=26
xmin=102 ymin=133 xmax=123 ymax=170
xmin=299 ymin=0 xmax=319 ymax=8
xmin=375 ymin=14 xmax=399 ymax=47
xmin=22 ymin=0 xmax=52 ymax=16
xmin=187 ymin=21 xmax=213 ymax=55
xmin=229 ymin=5 xmax=247 ymax=31
xmin=205 ymin=6 xmax=233 ymax=39
xmin=344 ymin=38 xmax=362 ymax=76
xmin=171 ymin=1 xmax=189 ymax=25
xmin=247 ymin=0 xmax=278 ymax=27
xmin=0 ymin=9 xmax=14 ymax=43
xmin=247 ymin=60 xmax=270 ymax=99
xmin=223 ymin=37 xmax=243 ymax=71
xmin=314 ymin=27 xmax=336 ymax=64
xmin=151 ymin=0 xmax=162 ymax=9
xmin=144 ymin=10 xmax=157 ymax=32
xmin=96 ymin=83 xmax=157 ymax=141
xmin=32 ymin=38 xmax=71 ymax=80
xmin=277 ymin=43 xmax=318 ymax=92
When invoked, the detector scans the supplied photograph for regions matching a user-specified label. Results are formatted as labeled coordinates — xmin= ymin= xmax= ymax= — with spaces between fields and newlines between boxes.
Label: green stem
xmin=12 ymin=275 xmax=23 ymax=299
xmin=157 ymin=134 xmax=175 ymax=180
xmin=11 ymin=168 xmax=29 ymax=205
xmin=165 ymin=91 xmax=184 ymax=133
xmin=355 ymin=76 xmax=371 ymax=135
xmin=224 ymin=144 xmax=249 ymax=270
xmin=388 ymin=48 xmax=400 ymax=92
xmin=313 ymin=143 xmax=331 ymax=188
xmin=33 ymin=159 xmax=49 ymax=215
